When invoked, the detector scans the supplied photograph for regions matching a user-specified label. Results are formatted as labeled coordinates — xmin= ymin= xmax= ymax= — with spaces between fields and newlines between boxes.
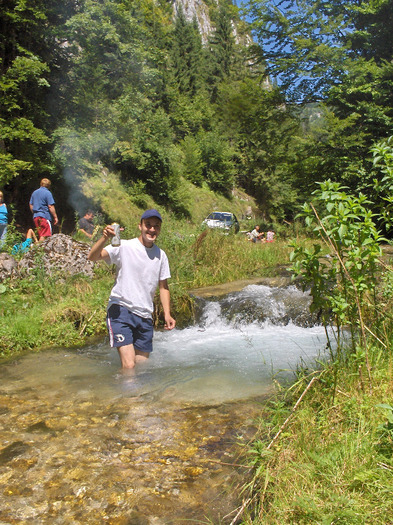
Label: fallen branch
xmin=79 ymin=309 xmax=97 ymax=336
xmin=228 ymin=498 xmax=252 ymax=525
xmin=266 ymin=376 xmax=318 ymax=451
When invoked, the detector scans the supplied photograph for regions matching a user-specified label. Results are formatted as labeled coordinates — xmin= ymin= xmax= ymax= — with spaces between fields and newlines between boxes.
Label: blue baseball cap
xmin=140 ymin=208 xmax=163 ymax=222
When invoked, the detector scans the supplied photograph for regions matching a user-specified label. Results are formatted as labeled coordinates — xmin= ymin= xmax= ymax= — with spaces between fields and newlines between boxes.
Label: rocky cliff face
xmin=173 ymin=0 xmax=215 ymax=43
xmin=173 ymin=0 xmax=251 ymax=45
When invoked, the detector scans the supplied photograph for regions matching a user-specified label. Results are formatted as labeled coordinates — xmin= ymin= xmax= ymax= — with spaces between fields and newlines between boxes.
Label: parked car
xmin=202 ymin=211 xmax=240 ymax=233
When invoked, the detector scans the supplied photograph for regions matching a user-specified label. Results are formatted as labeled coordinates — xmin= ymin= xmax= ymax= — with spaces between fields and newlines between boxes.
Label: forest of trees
xmin=1 ymin=0 xmax=393 ymax=232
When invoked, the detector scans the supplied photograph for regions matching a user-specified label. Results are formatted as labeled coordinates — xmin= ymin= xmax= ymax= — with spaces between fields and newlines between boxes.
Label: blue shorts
xmin=106 ymin=304 xmax=154 ymax=353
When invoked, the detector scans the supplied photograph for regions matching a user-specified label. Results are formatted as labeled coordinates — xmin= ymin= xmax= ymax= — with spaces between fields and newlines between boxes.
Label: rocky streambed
xmin=0 ymin=345 xmax=263 ymax=525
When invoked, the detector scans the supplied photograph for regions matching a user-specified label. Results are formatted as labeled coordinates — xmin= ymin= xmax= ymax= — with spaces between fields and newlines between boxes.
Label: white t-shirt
xmin=105 ymin=237 xmax=171 ymax=319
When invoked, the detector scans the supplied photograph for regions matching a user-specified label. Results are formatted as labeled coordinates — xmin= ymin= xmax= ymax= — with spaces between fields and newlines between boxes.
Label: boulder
xmin=0 ymin=253 xmax=18 ymax=281
xmin=18 ymin=233 xmax=94 ymax=278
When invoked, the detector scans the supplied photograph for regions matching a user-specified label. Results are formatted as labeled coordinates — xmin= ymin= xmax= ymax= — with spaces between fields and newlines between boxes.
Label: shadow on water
xmin=0 ymin=284 xmax=332 ymax=523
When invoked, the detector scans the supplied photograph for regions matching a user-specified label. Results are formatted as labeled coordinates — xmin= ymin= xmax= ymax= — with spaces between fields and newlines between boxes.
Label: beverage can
xmin=111 ymin=223 xmax=121 ymax=246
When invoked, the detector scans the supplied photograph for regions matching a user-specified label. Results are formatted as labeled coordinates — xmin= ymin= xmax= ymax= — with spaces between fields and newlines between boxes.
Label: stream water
xmin=0 ymin=284 xmax=332 ymax=524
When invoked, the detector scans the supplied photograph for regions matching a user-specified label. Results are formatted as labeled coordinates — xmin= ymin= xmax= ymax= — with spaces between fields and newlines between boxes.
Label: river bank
xmin=0 ymin=232 xmax=297 ymax=358
xmin=238 ymin=344 xmax=393 ymax=524
xmin=2 ymin=229 xmax=393 ymax=523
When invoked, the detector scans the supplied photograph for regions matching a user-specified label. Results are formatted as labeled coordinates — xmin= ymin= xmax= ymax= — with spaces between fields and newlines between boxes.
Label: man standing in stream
xmin=88 ymin=209 xmax=176 ymax=369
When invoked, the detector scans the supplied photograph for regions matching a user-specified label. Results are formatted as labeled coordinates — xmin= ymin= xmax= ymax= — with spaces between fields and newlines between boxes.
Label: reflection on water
xmin=0 ymin=285 xmax=332 ymax=523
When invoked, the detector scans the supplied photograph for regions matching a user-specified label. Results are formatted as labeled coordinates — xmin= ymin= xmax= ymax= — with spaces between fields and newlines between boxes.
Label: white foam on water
xmin=130 ymin=319 xmax=331 ymax=403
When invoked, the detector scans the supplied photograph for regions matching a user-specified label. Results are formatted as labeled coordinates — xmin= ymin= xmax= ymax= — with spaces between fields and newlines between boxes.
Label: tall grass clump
xmin=160 ymin=226 xmax=294 ymax=290
xmin=238 ymin=346 xmax=393 ymax=524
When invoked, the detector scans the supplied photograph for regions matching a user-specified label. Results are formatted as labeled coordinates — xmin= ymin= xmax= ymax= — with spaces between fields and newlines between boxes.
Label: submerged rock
xmin=0 ymin=441 xmax=30 ymax=465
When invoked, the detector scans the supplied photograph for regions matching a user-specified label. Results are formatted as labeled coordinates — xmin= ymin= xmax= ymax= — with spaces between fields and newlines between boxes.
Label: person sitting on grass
xmin=79 ymin=210 xmax=95 ymax=239
xmin=248 ymin=225 xmax=264 ymax=243
xmin=266 ymin=229 xmax=275 ymax=242
xmin=12 ymin=228 xmax=38 ymax=255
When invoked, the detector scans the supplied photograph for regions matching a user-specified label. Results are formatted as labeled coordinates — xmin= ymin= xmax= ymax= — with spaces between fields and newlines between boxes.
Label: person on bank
xmin=88 ymin=209 xmax=176 ymax=369
xmin=0 ymin=191 xmax=8 ymax=248
xmin=79 ymin=210 xmax=95 ymax=239
xmin=248 ymin=225 xmax=264 ymax=243
xmin=29 ymin=178 xmax=58 ymax=241
xmin=12 ymin=228 xmax=38 ymax=255
xmin=266 ymin=229 xmax=275 ymax=242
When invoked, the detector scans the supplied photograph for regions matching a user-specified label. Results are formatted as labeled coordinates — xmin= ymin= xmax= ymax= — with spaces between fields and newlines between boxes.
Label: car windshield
xmin=207 ymin=212 xmax=232 ymax=222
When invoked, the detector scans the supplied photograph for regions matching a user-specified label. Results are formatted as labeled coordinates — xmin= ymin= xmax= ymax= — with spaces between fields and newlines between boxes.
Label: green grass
xmin=237 ymin=328 xmax=393 ymax=524
xmin=0 ymin=270 xmax=113 ymax=357
xmin=160 ymin=227 xmax=295 ymax=286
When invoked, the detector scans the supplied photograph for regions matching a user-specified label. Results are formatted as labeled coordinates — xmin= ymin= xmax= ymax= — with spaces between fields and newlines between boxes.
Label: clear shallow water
xmin=2 ymin=284 xmax=330 ymax=406
xmin=3 ymin=318 xmax=328 ymax=404
xmin=0 ymin=284 xmax=332 ymax=523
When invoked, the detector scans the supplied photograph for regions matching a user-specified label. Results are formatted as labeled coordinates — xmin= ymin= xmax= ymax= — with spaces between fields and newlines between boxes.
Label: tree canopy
xmin=2 ymin=0 xmax=393 ymax=230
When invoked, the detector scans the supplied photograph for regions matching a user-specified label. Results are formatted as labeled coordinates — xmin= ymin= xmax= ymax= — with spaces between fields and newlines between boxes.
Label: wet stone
xmin=0 ymin=383 xmax=257 ymax=523
xmin=0 ymin=441 xmax=30 ymax=465
xmin=26 ymin=421 xmax=55 ymax=434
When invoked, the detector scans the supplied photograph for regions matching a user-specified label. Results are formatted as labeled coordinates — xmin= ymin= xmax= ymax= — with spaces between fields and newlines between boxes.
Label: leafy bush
xmin=290 ymin=180 xmax=383 ymax=355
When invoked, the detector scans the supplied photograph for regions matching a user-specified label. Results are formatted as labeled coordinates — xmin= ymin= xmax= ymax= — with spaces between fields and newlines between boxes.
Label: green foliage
xmin=206 ymin=5 xmax=239 ymax=102
xmin=246 ymin=0 xmax=393 ymax=208
xmin=0 ymin=268 xmax=113 ymax=357
xmin=170 ymin=7 xmax=205 ymax=97
xmin=216 ymin=77 xmax=301 ymax=219
xmin=0 ymin=49 xmax=50 ymax=185
xmin=181 ymin=135 xmax=204 ymax=186
xmin=0 ymin=0 xmax=307 ymax=227
xmin=198 ymin=131 xmax=236 ymax=197
xmin=166 ymin=91 xmax=214 ymax=140
xmin=290 ymin=180 xmax=383 ymax=344
xmin=370 ymin=135 xmax=393 ymax=233
xmin=246 ymin=0 xmax=350 ymax=102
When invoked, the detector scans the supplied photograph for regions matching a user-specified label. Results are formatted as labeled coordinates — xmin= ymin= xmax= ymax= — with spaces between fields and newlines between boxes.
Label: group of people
xmin=0 ymin=178 xmax=58 ymax=253
xmin=247 ymin=224 xmax=275 ymax=243
xmin=0 ymin=179 xmax=98 ymax=254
